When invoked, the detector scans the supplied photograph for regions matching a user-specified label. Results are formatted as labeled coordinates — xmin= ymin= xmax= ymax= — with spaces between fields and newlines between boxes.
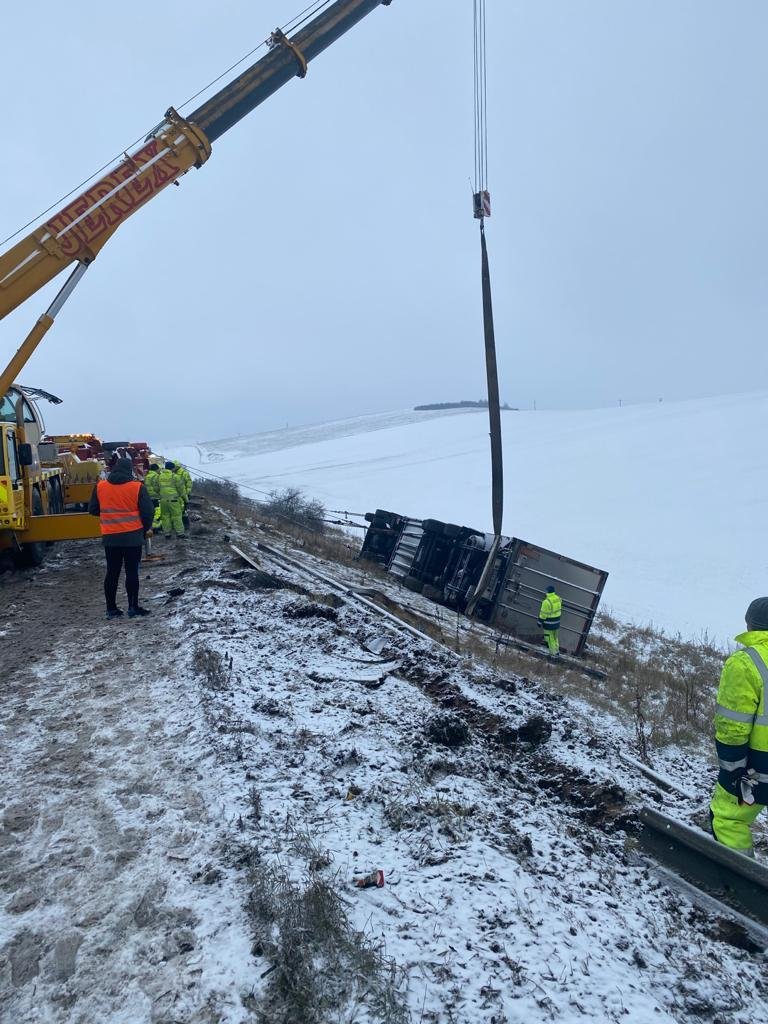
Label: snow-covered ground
xmin=3 ymin=497 xmax=767 ymax=1023
xmin=166 ymin=392 xmax=767 ymax=646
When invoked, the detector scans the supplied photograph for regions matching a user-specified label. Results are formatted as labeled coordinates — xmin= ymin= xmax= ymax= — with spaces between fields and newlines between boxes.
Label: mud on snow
xmin=1 ymin=499 xmax=766 ymax=1023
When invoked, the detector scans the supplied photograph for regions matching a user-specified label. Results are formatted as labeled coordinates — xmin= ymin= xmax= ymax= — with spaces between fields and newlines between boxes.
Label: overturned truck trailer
xmin=464 ymin=536 xmax=607 ymax=656
xmin=359 ymin=511 xmax=608 ymax=656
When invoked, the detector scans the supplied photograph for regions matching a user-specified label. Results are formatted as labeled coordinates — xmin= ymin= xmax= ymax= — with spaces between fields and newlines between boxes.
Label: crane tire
xmin=14 ymin=489 xmax=46 ymax=568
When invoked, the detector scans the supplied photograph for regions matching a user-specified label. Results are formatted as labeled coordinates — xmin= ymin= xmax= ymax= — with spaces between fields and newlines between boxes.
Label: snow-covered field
xmin=167 ymin=392 xmax=767 ymax=647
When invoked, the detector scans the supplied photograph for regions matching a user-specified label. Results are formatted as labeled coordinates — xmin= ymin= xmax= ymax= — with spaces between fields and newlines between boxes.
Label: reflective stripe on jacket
xmin=539 ymin=592 xmax=562 ymax=630
xmin=159 ymin=469 xmax=184 ymax=500
xmin=96 ymin=480 xmax=143 ymax=535
xmin=714 ymin=630 xmax=768 ymax=804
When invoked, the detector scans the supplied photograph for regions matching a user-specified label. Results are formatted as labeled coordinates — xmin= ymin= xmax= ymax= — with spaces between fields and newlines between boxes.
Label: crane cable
xmin=466 ymin=0 xmax=504 ymax=614
xmin=473 ymin=0 xmax=489 ymax=204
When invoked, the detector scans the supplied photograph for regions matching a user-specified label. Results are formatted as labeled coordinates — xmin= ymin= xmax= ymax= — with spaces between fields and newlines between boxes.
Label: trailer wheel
xmin=470 ymin=599 xmax=494 ymax=622
xmin=14 ymin=489 xmax=46 ymax=568
xmin=402 ymin=576 xmax=424 ymax=594
xmin=422 ymin=584 xmax=444 ymax=603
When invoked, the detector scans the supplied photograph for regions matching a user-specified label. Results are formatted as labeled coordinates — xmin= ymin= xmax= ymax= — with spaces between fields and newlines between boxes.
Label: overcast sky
xmin=2 ymin=1 xmax=767 ymax=441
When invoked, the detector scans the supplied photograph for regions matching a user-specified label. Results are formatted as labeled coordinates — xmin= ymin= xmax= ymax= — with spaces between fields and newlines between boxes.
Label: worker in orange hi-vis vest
xmin=88 ymin=457 xmax=155 ymax=618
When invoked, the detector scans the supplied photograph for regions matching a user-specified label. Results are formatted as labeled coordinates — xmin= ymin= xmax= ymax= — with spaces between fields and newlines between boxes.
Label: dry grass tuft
xmin=246 ymin=856 xmax=407 ymax=1024
xmin=585 ymin=616 xmax=723 ymax=750
xmin=192 ymin=644 xmax=233 ymax=692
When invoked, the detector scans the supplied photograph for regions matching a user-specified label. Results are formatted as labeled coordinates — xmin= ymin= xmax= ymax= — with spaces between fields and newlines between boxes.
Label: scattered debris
xmin=354 ymin=869 xmax=385 ymax=889
xmin=284 ymin=601 xmax=339 ymax=622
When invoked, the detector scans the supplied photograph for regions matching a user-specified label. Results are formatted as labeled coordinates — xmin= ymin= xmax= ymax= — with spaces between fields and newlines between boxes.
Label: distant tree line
xmin=414 ymin=399 xmax=516 ymax=411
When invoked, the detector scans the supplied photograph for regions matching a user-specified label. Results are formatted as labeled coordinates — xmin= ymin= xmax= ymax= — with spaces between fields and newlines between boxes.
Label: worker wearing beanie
xmin=88 ymin=456 xmax=154 ymax=618
xmin=538 ymin=584 xmax=562 ymax=658
xmin=710 ymin=597 xmax=768 ymax=856
xmin=158 ymin=461 xmax=186 ymax=540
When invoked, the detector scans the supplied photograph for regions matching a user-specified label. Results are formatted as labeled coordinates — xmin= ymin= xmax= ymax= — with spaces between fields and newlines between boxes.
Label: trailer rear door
xmin=488 ymin=540 xmax=608 ymax=656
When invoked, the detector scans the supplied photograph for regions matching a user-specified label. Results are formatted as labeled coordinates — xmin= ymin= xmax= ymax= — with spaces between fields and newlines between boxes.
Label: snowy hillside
xmin=167 ymin=392 xmax=767 ymax=645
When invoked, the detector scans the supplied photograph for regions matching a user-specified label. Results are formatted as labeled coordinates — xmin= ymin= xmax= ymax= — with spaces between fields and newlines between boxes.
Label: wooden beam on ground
xmin=230 ymin=543 xmax=260 ymax=570
xmin=495 ymin=635 xmax=608 ymax=680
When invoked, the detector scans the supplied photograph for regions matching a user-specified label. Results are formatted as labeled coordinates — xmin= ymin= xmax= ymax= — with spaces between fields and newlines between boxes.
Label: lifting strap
xmin=465 ymin=224 xmax=503 ymax=616
xmin=465 ymin=0 xmax=503 ymax=616
xmin=480 ymin=218 xmax=503 ymax=538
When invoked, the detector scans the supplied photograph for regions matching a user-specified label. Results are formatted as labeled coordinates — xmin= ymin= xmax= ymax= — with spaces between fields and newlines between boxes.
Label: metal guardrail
xmin=638 ymin=807 xmax=768 ymax=930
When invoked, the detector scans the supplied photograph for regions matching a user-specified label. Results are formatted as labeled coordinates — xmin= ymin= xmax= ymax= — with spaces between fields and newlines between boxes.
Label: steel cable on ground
xmin=0 ymin=0 xmax=334 ymax=248
xmin=179 ymin=461 xmax=364 ymax=534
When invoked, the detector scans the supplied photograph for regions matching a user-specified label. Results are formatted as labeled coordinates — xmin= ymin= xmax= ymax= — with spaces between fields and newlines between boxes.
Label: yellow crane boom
xmin=0 ymin=0 xmax=394 ymax=563
xmin=0 ymin=0 xmax=393 ymax=398
xmin=0 ymin=112 xmax=210 ymax=324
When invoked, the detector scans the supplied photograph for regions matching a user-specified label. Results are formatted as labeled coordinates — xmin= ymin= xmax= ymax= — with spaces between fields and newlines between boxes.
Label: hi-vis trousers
xmin=710 ymin=782 xmax=765 ymax=855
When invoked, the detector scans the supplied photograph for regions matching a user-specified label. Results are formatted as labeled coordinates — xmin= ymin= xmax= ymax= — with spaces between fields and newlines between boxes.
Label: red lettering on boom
xmin=45 ymin=139 xmax=187 ymax=258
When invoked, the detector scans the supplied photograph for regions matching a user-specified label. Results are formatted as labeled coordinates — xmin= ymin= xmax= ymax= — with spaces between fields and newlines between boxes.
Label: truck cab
xmin=0 ymin=384 xmax=85 ymax=565
xmin=0 ymin=386 xmax=43 ymax=440
xmin=0 ymin=415 xmax=26 ymax=533
xmin=1 ymin=386 xmax=46 ymax=528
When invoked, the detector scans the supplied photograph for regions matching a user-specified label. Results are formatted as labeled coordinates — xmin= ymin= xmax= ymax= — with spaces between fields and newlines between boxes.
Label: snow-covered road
xmin=1 ymin=539 xmax=254 ymax=1023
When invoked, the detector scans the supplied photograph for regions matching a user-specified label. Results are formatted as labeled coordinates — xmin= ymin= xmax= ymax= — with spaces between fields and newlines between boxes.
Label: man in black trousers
xmin=88 ymin=457 xmax=154 ymax=618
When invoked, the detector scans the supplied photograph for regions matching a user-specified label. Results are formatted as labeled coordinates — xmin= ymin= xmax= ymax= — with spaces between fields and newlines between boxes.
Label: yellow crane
xmin=0 ymin=0 xmax=394 ymax=566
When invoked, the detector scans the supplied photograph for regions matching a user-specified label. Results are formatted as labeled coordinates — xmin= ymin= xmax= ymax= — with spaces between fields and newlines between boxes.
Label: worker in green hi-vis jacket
xmin=538 ymin=585 xmax=562 ymax=659
xmin=710 ymin=597 xmax=768 ymax=857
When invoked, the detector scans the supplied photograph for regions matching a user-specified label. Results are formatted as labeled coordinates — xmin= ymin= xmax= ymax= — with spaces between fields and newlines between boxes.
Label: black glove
xmin=722 ymin=769 xmax=748 ymax=800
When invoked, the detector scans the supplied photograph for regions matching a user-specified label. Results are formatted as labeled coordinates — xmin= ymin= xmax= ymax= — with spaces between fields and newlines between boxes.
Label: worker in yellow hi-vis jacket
xmin=710 ymin=597 xmax=768 ymax=856
xmin=538 ymin=585 xmax=562 ymax=658
xmin=158 ymin=461 xmax=186 ymax=540
xmin=174 ymin=462 xmax=193 ymax=533
xmin=144 ymin=463 xmax=162 ymax=531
